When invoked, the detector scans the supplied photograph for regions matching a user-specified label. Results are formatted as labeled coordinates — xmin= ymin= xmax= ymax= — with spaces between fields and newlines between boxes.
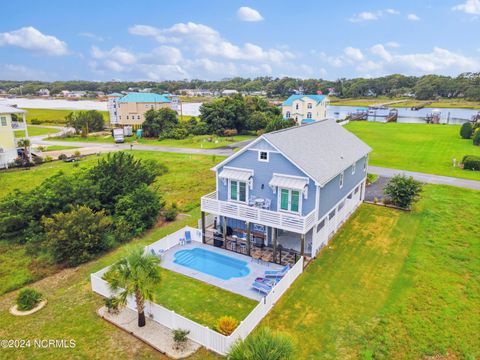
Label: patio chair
xmin=251 ymin=280 xmax=272 ymax=294
xmin=263 ymin=198 xmax=271 ymax=210
xmin=248 ymin=195 xmax=256 ymax=206
xmin=264 ymin=264 xmax=290 ymax=278
xmin=185 ymin=231 xmax=192 ymax=244
xmin=150 ymin=248 xmax=165 ymax=258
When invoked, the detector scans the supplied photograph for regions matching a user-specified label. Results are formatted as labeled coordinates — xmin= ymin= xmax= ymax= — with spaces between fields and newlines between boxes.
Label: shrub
xmin=104 ymin=296 xmax=120 ymax=314
xmin=42 ymin=205 xmax=113 ymax=266
xmin=223 ymin=129 xmax=238 ymax=137
xmin=367 ymin=173 xmax=378 ymax=185
xmin=460 ymin=122 xmax=473 ymax=139
xmin=16 ymin=288 xmax=43 ymax=311
xmin=164 ymin=203 xmax=179 ymax=222
xmin=191 ymin=121 xmax=210 ymax=135
xmin=227 ymin=327 xmax=294 ymax=360
xmin=32 ymin=156 xmax=43 ymax=165
xmin=58 ymin=154 xmax=67 ymax=161
xmin=216 ymin=315 xmax=239 ymax=336
xmin=172 ymin=329 xmax=190 ymax=350
xmin=30 ymin=118 xmax=42 ymax=125
xmin=44 ymin=155 xmax=53 ymax=162
xmin=161 ymin=127 xmax=189 ymax=140
xmin=383 ymin=175 xmax=423 ymax=209
xmin=462 ymin=155 xmax=480 ymax=171
xmin=73 ymin=150 xmax=81 ymax=158
xmin=473 ymin=129 xmax=480 ymax=146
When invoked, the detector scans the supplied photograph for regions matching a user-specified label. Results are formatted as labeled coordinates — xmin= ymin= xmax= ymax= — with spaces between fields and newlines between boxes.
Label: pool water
xmin=174 ymin=248 xmax=250 ymax=280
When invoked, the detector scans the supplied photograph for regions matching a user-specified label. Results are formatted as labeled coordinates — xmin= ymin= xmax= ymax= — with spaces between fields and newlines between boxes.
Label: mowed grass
xmin=345 ymin=122 xmax=480 ymax=180
xmin=0 ymin=151 xmax=222 ymax=294
xmin=41 ymin=145 xmax=80 ymax=152
xmin=24 ymin=108 xmax=108 ymax=124
xmin=0 ymin=218 xmax=223 ymax=360
xmin=330 ymin=97 xmax=480 ymax=109
xmin=14 ymin=125 xmax=60 ymax=137
xmin=50 ymin=134 xmax=255 ymax=149
xmin=261 ymin=185 xmax=480 ymax=359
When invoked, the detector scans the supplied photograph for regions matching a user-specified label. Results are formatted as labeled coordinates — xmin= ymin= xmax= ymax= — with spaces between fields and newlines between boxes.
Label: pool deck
xmin=160 ymin=242 xmax=283 ymax=301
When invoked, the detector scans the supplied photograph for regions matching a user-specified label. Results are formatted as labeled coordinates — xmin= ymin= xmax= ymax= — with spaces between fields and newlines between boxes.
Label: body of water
xmin=328 ymin=105 xmax=479 ymax=125
xmin=0 ymin=98 xmax=107 ymax=111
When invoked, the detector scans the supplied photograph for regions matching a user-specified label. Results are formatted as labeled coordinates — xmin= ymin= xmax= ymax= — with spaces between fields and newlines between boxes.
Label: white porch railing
xmin=11 ymin=121 xmax=26 ymax=130
xmin=91 ymin=228 xmax=304 ymax=356
xmin=201 ymin=192 xmax=316 ymax=234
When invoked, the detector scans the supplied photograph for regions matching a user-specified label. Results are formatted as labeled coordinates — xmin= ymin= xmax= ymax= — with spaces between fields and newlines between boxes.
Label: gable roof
xmin=0 ymin=104 xmax=26 ymax=114
xmin=282 ymin=94 xmax=327 ymax=106
xmin=118 ymin=92 xmax=171 ymax=103
xmin=263 ymin=119 xmax=371 ymax=185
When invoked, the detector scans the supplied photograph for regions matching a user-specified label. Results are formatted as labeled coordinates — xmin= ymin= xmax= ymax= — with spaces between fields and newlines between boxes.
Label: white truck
xmin=112 ymin=128 xmax=125 ymax=143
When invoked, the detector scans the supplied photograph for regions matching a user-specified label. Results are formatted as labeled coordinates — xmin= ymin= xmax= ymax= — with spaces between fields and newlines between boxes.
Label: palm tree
xmin=17 ymin=138 xmax=30 ymax=162
xmin=105 ymin=246 xmax=160 ymax=327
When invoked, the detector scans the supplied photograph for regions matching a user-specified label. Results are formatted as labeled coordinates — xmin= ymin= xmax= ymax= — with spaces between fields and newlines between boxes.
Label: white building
xmin=282 ymin=94 xmax=329 ymax=125
xmin=37 ymin=88 xmax=50 ymax=97
xmin=221 ymin=89 xmax=238 ymax=96
xmin=0 ymin=105 xmax=28 ymax=168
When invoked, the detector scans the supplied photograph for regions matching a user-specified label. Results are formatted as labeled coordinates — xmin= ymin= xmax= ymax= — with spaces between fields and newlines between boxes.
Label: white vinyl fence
xmin=91 ymin=226 xmax=304 ymax=355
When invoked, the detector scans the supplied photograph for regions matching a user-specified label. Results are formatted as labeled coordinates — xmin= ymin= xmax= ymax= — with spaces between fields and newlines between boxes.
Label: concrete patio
xmin=160 ymin=242 xmax=283 ymax=301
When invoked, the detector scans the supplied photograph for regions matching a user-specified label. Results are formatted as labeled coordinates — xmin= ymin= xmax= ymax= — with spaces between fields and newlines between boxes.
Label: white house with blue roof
xmin=282 ymin=94 xmax=329 ymax=125
xmin=107 ymin=92 xmax=172 ymax=127
xmin=200 ymin=119 xmax=371 ymax=261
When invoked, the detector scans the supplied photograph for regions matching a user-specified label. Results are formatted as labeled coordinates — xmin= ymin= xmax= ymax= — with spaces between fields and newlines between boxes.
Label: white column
xmin=23 ymin=113 xmax=29 ymax=138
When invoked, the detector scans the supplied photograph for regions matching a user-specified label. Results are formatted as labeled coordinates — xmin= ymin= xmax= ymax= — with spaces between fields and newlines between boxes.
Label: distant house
xmin=282 ymin=94 xmax=329 ymax=125
xmin=221 ymin=89 xmax=238 ymax=96
xmin=0 ymin=105 xmax=28 ymax=168
xmin=37 ymin=88 xmax=50 ymax=97
xmin=179 ymin=89 xmax=213 ymax=97
xmin=111 ymin=92 xmax=172 ymax=127
xmin=200 ymin=119 xmax=371 ymax=258
xmin=68 ymin=91 xmax=87 ymax=98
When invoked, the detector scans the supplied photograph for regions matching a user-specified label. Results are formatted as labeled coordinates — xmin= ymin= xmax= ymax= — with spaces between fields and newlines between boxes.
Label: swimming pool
xmin=173 ymin=248 xmax=250 ymax=280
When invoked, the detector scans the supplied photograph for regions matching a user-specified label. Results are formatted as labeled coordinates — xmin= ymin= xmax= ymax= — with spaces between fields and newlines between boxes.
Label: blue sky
xmin=1 ymin=0 xmax=479 ymax=81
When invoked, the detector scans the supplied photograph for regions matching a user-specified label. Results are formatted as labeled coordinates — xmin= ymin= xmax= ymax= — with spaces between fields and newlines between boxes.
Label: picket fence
xmin=91 ymin=226 xmax=304 ymax=355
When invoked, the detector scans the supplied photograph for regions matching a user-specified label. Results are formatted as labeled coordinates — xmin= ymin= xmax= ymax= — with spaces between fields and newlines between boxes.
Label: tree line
xmin=1 ymin=72 xmax=480 ymax=100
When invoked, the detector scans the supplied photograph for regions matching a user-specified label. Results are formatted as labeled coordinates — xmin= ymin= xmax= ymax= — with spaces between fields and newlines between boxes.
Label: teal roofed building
xmin=118 ymin=92 xmax=171 ymax=103
xmin=282 ymin=94 xmax=329 ymax=125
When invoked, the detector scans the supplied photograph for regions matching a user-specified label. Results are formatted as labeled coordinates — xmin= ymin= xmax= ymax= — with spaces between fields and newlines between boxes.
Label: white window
xmin=0 ymin=117 xmax=6 ymax=126
xmin=279 ymin=188 xmax=301 ymax=213
xmin=258 ymin=151 xmax=269 ymax=162
xmin=295 ymin=103 xmax=299 ymax=110
xmin=317 ymin=219 xmax=325 ymax=232
xmin=352 ymin=162 xmax=356 ymax=175
xmin=307 ymin=103 xmax=312 ymax=109
xmin=339 ymin=171 xmax=344 ymax=189
xmin=229 ymin=180 xmax=247 ymax=203
xmin=286 ymin=111 xmax=291 ymax=118
xmin=307 ymin=112 xmax=312 ymax=119
xmin=328 ymin=209 xmax=336 ymax=220
xmin=138 ymin=115 xmax=141 ymax=120
xmin=126 ymin=115 xmax=129 ymax=120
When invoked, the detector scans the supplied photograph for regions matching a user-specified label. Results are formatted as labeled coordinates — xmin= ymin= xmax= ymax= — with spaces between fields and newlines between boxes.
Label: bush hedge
xmin=473 ymin=129 xmax=480 ymax=146
xmin=460 ymin=122 xmax=473 ymax=139
xmin=462 ymin=155 xmax=480 ymax=171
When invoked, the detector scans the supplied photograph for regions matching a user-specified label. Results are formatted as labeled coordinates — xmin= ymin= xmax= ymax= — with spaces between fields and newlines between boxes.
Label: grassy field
xmin=24 ymin=108 xmax=108 ymax=125
xmin=345 ymin=122 xmax=480 ymax=180
xmin=50 ymin=134 xmax=255 ymax=149
xmin=330 ymin=97 xmax=480 ymax=109
xmin=40 ymin=145 xmax=80 ymax=152
xmin=0 ymin=151 xmax=222 ymax=294
xmin=14 ymin=125 xmax=60 ymax=137
xmin=261 ymin=185 xmax=480 ymax=359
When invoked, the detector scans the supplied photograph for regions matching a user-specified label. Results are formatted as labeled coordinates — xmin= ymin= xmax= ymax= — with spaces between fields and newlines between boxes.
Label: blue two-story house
xmin=200 ymin=119 xmax=372 ymax=261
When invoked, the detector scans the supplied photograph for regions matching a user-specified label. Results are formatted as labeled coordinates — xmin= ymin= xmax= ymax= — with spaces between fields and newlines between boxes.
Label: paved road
xmin=368 ymin=165 xmax=480 ymax=191
xmin=33 ymin=130 xmax=480 ymax=191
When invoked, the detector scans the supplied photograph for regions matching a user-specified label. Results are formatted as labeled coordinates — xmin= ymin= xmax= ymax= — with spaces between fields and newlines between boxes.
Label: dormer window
xmin=258 ymin=151 xmax=269 ymax=162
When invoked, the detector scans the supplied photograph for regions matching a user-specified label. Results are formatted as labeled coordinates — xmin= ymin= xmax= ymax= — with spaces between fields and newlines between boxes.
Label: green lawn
xmin=0 ymin=151 xmax=221 ymax=294
xmin=24 ymin=108 xmax=108 ymax=125
xmin=330 ymin=97 xmax=480 ymax=109
xmin=14 ymin=125 xmax=60 ymax=137
xmin=345 ymin=122 xmax=480 ymax=180
xmin=50 ymin=134 xmax=255 ymax=149
xmin=41 ymin=145 xmax=80 ymax=152
xmin=261 ymin=185 xmax=480 ymax=359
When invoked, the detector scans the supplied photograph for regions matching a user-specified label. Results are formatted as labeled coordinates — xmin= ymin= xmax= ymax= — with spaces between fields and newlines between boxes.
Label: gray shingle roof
xmin=263 ymin=119 xmax=372 ymax=185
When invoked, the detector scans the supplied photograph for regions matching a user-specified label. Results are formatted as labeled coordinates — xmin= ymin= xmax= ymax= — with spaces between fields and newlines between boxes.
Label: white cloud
xmin=0 ymin=63 xmax=51 ymax=80
xmin=344 ymin=47 xmax=364 ymax=61
xmin=407 ymin=13 xmax=421 ymax=21
xmin=128 ymin=22 xmax=293 ymax=63
xmin=386 ymin=41 xmax=400 ymax=48
xmin=452 ymin=0 xmax=480 ymax=14
xmin=370 ymin=44 xmax=393 ymax=61
xmin=349 ymin=9 xmax=399 ymax=22
xmin=78 ymin=32 xmax=104 ymax=41
xmin=237 ymin=6 xmax=264 ymax=22
xmin=0 ymin=27 xmax=68 ymax=55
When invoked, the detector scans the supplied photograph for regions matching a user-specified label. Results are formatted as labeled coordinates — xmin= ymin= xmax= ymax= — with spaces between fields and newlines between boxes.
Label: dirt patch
xmin=10 ymin=300 xmax=47 ymax=316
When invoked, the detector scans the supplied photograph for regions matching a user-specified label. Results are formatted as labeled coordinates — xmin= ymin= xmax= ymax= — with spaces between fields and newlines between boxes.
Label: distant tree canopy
xmin=3 ymin=72 xmax=480 ymax=100
xmin=142 ymin=108 xmax=179 ymax=138
xmin=65 ymin=110 xmax=104 ymax=135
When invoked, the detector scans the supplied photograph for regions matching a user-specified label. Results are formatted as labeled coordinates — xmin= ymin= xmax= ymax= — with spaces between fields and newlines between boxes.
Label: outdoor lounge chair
xmin=185 ymin=231 xmax=192 ymax=244
xmin=251 ymin=280 xmax=272 ymax=294
xmin=150 ymin=248 xmax=165 ymax=258
xmin=264 ymin=264 xmax=290 ymax=278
